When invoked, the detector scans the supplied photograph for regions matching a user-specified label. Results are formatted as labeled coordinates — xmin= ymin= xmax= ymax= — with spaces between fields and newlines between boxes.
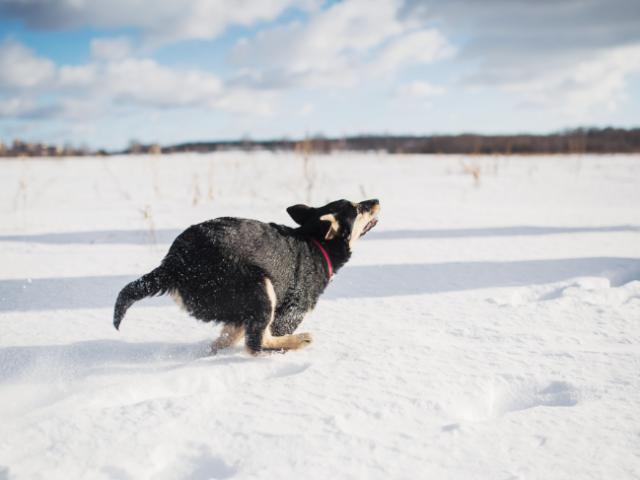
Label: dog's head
xmin=287 ymin=198 xmax=380 ymax=249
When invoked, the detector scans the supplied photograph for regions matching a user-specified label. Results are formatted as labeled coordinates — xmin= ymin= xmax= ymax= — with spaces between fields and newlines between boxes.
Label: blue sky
xmin=1 ymin=0 xmax=639 ymax=150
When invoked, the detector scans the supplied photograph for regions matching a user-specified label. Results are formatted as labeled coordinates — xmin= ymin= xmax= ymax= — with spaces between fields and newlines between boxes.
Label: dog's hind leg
xmin=210 ymin=324 xmax=245 ymax=354
xmin=245 ymin=278 xmax=312 ymax=355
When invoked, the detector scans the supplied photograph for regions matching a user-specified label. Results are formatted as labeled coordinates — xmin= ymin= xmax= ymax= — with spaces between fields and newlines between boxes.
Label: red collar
xmin=309 ymin=238 xmax=333 ymax=280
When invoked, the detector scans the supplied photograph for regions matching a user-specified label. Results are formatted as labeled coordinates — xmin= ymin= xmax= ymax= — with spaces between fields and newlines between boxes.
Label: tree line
xmin=160 ymin=128 xmax=640 ymax=155
xmin=3 ymin=127 xmax=640 ymax=157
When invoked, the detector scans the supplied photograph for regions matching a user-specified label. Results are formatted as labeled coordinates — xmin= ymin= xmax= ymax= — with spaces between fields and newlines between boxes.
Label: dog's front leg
xmin=271 ymin=305 xmax=306 ymax=336
xmin=245 ymin=279 xmax=312 ymax=355
xmin=262 ymin=330 xmax=313 ymax=352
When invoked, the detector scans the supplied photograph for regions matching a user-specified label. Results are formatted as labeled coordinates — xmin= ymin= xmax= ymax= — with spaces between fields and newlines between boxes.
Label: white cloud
xmin=0 ymin=39 xmax=275 ymax=120
xmin=212 ymin=88 xmax=275 ymax=116
xmin=232 ymin=0 xmax=453 ymax=89
xmin=0 ymin=41 xmax=55 ymax=89
xmin=58 ymin=64 xmax=99 ymax=89
xmin=154 ymin=0 xmax=317 ymax=45
xmin=395 ymin=81 xmax=446 ymax=98
xmin=0 ymin=0 xmax=454 ymax=126
xmin=0 ymin=96 xmax=38 ymax=117
xmin=395 ymin=0 xmax=640 ymax=117
xmin=56 ymin=58 xmax=223 ymax=110
xmin=371 ymin=30 xmax=455 ymax=75
xmin=97 ymin=59 xmax=223 ymax=108
xmin=501 ymin=44 xmax=640 ymax=115
xmin=299 ymin=103 xmax=314 ymax=116
xmin=90 ymin=37 xmax=132 ymax=61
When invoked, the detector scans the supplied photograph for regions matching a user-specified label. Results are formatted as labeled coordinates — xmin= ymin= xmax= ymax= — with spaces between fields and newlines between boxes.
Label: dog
xmin=113 ymin=199 xmax=380 ymax=355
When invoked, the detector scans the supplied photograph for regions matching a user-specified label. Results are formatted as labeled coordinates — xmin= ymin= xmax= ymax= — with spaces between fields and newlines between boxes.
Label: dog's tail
xmin=113 ymin=266 xmax=173 ymax=330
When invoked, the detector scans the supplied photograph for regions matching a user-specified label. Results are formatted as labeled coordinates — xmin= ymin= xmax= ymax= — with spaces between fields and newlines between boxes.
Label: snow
xmin=1 ymin=152 xmax=639 ymax=479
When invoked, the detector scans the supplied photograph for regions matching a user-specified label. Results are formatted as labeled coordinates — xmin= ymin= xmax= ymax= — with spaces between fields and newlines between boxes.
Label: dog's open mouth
xmin=361 ymin=217 xmax=378 ymax=236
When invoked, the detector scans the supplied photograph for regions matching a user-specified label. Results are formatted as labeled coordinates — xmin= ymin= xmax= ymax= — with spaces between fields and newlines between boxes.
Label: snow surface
xmin=1 ymin=152 xmax=639 ymax=479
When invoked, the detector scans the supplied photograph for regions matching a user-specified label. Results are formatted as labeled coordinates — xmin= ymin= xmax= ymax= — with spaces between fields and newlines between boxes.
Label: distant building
xmin=149 ymin=143 xmax=162 ymax=155
xmin=0 ymin=138 xmax=89 ymax=157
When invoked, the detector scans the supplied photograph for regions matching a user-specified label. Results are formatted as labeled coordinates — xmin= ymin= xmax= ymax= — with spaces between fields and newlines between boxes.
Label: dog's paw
xmin=245 ymin=347 xmax=261 ymax=357
xmin=296 ymin=332 xmax=313 ymax=345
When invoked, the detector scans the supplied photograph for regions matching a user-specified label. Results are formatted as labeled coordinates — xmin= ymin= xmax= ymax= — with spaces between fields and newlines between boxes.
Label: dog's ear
xmin=287 ymin=204 xmax=314 ymax=225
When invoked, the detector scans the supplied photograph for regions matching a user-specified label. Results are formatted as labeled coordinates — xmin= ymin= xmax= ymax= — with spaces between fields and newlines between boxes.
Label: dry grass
xmin=207 ymin=159 xmax=215 ymax=201
xmin=192 ymin=173 xmax=201 ymax=206
xmin=149 ymin=156 xmax=162 ymax=198
xmin=297 ymin=138 xmax=317 ymax=203
xmin=460 ymin=160 xmax=481 ymax=186
xmin=140 ymin=204 xmax=156 ymax=245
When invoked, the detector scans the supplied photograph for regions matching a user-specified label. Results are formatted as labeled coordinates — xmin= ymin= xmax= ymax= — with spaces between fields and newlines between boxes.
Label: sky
xmin=0 ymin=0 xmax=639 ymax=150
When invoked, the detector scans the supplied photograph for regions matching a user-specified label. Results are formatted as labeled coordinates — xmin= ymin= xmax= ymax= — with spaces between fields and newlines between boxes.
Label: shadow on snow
xmin=1 ymin=257 xmax=638 ymax=312
xmin=0 ymin=338 xmax=253 ymax=383
xmin=0 ymin=225 xmax=637 ymax=245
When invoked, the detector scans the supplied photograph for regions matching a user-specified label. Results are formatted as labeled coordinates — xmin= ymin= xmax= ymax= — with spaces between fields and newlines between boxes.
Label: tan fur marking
xmin=349 ymin=205 xmax=379 ymax=249
xmin=319 ymin=213 xmax=340 ymax=240
xmin=264 ymin=277 xmax=277 ymax=309
xmin=211 ymin=324 xmax=245 ymax=353
xmin=255 ymin=278 xmax=313 ymax=353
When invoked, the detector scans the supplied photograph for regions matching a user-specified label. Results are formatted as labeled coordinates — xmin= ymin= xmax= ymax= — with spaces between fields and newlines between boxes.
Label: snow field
xmin=1 ymin=152 xmax=639 ymax=479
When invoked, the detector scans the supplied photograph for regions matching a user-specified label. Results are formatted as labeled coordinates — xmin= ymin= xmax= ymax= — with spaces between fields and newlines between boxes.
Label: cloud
xmin=402 ymin=0 xmax=640 ymax=54
xmin=370 ymin=30 xmax=454 ymax=74
xmin=90 ymin=37 xmax=132 ymax=61
xmin=0 ymin=0 xmax=317 ymax=45
xmin=395 ymin=81 xmax=446 ymax=99
xmin=0 ymin=97 xmax=40 ymax=117
xmin=0 ymin=0 xmax=455 ymax=125
xmin=94 ymin=59 xmax=223 ymax=108
xmin=57 ymin=64 xmax=99 ymax=89
xmin=502 ymin=44 xmax=640 ymax=115
xmin=402 ymin=0 xmax=640 ymax=114
xmin=299 ymin=103 xmax=314 ymax=116
xmin=211 ymin=88 xmax=275 ymax=116
xmin=231 ymin=0 xmax=453 ymax=89
xmin=0 ymin=97 xmax=70 ymax=120
xmin=0 ymin=39 xmax=274 ymax=120
xmin=0 ymin=41 xmax=55 ymax=90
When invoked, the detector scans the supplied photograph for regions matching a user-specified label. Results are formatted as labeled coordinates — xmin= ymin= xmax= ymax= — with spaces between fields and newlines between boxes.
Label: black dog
xmin=113 ymin=199 xmax=380 ymax=355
